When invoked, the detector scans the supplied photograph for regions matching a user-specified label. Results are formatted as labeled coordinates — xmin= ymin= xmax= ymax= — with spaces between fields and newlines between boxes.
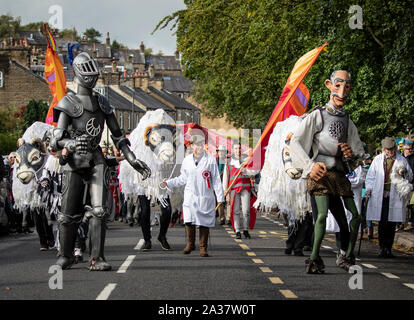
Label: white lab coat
xmin=365 ymin=153 xmax=413 ymax=222
xmin=326 ymin=165 xmax=365 ymax=232
xmin=166 ymin=152 xmax=224 ymax=227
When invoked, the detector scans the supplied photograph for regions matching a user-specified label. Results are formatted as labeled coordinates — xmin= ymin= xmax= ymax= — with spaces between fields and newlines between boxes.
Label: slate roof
xmin=119 ymin=85 xmax=173 ymax=111
xmin=79 ymin=43 xmax=111 ymax=59
xmin=113 ymin=49 xmax=145 ymax=65
xmin=104 ymin=86 xmax=144 ymax=112
xmin=148 ymin=55 xmax=181 ymax=71
xmin=148 ymin=86 xmax=199 ymax=111
xmin=162 ymin=75 xmax=193 ymax=93
xmin=19 ymin=31 xmax=47 ymax=46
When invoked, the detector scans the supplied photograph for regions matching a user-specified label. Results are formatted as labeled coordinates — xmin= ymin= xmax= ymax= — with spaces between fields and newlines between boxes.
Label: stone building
xmin=0 ymin=53 xmax=51 ymax=109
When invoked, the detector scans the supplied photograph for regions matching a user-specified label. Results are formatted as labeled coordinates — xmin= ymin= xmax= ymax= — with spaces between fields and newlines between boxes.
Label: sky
xmin=2 ymin=0 xmax=186 ymax=55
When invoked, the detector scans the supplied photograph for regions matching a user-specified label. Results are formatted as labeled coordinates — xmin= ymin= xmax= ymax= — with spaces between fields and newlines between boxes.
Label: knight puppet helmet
xmin=73 ymin=52 xmax=99 ymax=89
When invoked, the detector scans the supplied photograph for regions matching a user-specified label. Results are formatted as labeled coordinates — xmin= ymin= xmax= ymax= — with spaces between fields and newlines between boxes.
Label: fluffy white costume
xmin=12 ymin=122 xmax=54 ymax=211
xmin=118 ymin=109 xmax=183 ymax=208
xmin=254 ymin=115 xmax=312 ymax=222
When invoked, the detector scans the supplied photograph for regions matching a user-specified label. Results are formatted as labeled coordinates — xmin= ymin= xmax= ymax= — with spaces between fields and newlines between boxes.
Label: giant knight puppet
xmin=289 ymin=70 xmax=365 ymax=274
xmin=50 ymin=52 xmax=151 ymax=271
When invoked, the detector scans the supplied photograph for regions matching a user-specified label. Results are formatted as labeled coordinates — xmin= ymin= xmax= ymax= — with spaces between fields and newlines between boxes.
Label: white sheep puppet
xmin=12 ymin=122 xmax=54 ymax=211
xmin=118 ymin=109 xmax=184 ymax=211
xmin=254 ymin=115 xmax=312 ymax=223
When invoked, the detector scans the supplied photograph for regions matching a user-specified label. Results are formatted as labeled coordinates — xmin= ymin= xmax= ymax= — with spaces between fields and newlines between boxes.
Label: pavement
xmin=393 ymin=228 xmax=414 ymax=250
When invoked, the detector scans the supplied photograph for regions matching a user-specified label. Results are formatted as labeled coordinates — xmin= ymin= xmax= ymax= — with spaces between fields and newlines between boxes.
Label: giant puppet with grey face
xmin=50 ymin=52 xmax=151 ymax=271
xmin=118 ymin=109 xmax=183 ymax=251
xmin=288 ymin=70 xmax=365 ymax=274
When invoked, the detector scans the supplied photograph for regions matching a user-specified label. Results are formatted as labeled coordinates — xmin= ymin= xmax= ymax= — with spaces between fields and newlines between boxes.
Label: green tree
xmin=155 ymin=0 xmax=414 ymax=147
xmin=83 ymin=27 xmax=102 ymax=43
xmin=111 ymin=40 xmax=128 ymax=51
xmin=0 ymin=14 xmax=21 ymax=39
xmin=0 ymin=105 xmax=24 ymax=155
xmin=21 ymin=21 xmax=48 ymax=31
xmin=22 ymin=100 xmax=49 ymax=131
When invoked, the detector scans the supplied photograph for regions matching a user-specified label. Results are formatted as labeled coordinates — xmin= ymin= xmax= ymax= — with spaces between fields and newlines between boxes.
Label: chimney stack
xmin=175 ymin=49 xmax=180 ymax=60
xmin=140 ymin=41 xmax=145 ymax=53
xmin=106 ymin=32 xmax=110 ymax=46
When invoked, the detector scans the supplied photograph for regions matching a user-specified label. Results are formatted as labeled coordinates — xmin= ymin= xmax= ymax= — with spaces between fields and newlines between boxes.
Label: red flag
xmin=43 ymin=24 xmax=67 ymax=126
xmin=247 ymin=42 xmax=328 ymax=170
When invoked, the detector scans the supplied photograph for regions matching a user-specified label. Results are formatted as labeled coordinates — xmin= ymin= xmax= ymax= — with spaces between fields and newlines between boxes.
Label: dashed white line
xmin=381 ymin=272 xmax=400 ymax=279
xmin=322 ymin=245 xmax=332 ymax=249
xmin=403 ymin=283 xmax=414 ymax=290
xmin=96 ymin=283 xmax=117 ymax=300
xmin=134 ymin=239 xmax=145 ymax=250
xmin=361 ymin=263 xmax=377 ymax=269
xmin=117 ymin=255 xmax=136 ymax=274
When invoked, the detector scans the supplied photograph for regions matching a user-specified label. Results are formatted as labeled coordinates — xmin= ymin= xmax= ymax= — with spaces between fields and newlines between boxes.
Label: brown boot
xmin=183 ymin=224 xmax=196 ymax=254
xmin=199 ymin=226 xmax=210 ymax=257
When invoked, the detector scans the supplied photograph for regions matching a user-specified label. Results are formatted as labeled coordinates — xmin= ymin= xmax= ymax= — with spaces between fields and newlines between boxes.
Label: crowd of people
xmin=2 ymin=66 xmax=414 ymax=276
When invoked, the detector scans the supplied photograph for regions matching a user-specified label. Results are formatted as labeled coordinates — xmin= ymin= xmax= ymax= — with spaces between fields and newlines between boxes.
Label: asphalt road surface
xmin=1 ymin=212 xmax=414 ymax=303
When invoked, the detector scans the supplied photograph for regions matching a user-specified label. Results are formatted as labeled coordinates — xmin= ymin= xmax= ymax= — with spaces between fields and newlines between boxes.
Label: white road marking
xmin=117 ymin=255 xmax=136 ymax=273
xmin=322 ymin=245 xmax=332 ymax=249
xmin=134 ymin=239 xmax=145 ymax=250
xmin=403 ymin=283 xmax=414 ymax=290
xmin=96 ymin=283 xmax=117 ymax=300
xmin=381 ymin=272 xmax=400 ymax=279
xmin=361 ymin=263 xmax=377 ymax=269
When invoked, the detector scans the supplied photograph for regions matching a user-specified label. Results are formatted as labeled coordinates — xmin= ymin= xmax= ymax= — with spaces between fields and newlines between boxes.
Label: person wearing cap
xmin=216 ymin=145 xmax=228 ymax=224
xmin=365 ymin=137 xmax=413 ymax=257
xmin=161 ymin=134 xmax=225 ymax=257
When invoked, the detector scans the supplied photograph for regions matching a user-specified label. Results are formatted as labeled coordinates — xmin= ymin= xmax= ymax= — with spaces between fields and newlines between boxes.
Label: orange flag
xmin=247 ymin=42 xmax=328 ymax=170
xmin=44 ymin=24 xmax=67 ymax=126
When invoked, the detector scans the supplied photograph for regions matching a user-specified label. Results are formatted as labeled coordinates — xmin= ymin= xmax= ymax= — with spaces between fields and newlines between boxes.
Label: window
xmin=0 ymin=71 xmax=3 ymax=88
xmin=119 ymin=112 xmax=123 ymax=129
xmin=127 ymin=113 xmax=131 ymax=130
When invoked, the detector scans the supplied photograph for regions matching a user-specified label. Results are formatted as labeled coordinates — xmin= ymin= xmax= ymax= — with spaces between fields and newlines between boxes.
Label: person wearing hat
xmin=365 ymin=137 xmax=413 ymax=257
xmin=162 ymin=134 xmax=225 ymax=257
xmin=216 ymin=145 xmax=228 ymax=224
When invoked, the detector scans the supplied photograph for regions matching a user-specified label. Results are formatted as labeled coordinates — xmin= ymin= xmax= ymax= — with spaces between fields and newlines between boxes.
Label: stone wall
xmin=0 ymin=59 xmax=51 ymax=109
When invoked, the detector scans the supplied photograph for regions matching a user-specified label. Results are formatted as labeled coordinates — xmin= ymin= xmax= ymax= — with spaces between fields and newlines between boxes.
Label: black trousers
xmin=286 ymin=212 xmax=313 ymax=252
xmin=33 ymin=208 xmax=54 ymax=247
xmin=139 ymin=195 xmax=171 ymax=242
xmin=378 ymin=197 xmax=396 ymax=250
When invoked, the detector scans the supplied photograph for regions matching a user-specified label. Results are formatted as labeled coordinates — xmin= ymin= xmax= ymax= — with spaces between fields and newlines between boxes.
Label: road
xmin=1 ymin=212 xmax=414 ymax=305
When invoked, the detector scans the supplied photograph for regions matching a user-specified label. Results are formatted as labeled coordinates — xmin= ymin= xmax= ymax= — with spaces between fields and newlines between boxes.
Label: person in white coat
xmin=162 ymin=135 xmax=225 ymax=257
xmin=365 ymin=137 xmax=413 ymax=258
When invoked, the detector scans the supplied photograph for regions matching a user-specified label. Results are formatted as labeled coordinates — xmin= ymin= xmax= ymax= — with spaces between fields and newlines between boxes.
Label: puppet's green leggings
xmin=310 ymin=195 xmax=362 ymax=261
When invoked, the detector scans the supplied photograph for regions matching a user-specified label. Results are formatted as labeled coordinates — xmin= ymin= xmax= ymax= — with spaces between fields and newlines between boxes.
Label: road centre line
xmin=134 ymin=239 xmax=145 ymax=250
xmin=361 ymin=263 xmax=377 ymax=269
xmin=96 ymin=283 xmax=117 ymax=300
xmin=403 ymin=283 xmax=414 ymax=290
xmin=381 ymin=272 xmax=400 ymax=279
xmin=117 ymin=255 xmax=136 ymax=274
